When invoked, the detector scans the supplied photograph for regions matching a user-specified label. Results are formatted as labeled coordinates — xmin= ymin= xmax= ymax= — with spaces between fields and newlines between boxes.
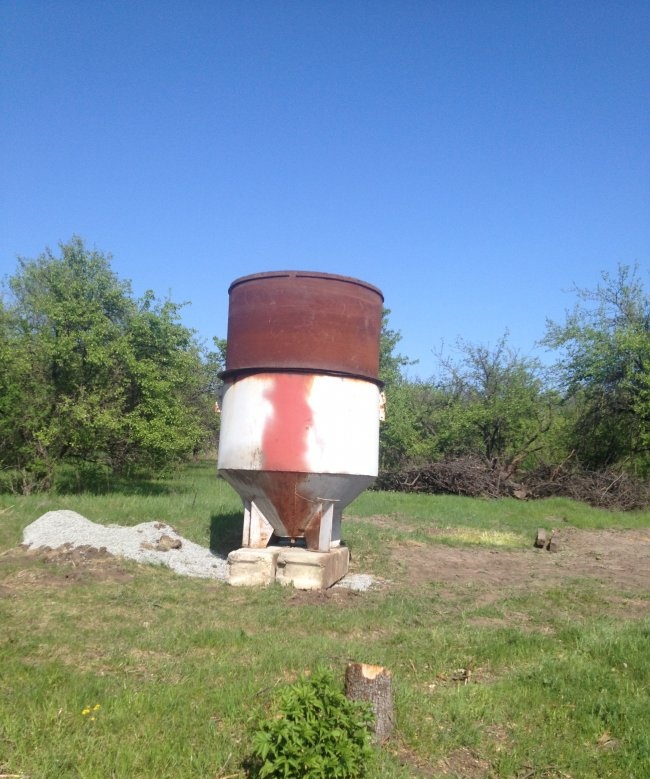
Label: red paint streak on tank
xmin=262 ymin=374 xmax=314 ymax=471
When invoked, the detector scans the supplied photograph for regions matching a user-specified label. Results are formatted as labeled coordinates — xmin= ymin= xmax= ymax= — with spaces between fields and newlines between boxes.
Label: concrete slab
xmin=276 ymin=546 xmax=350 ymax=590
xmin=227 ymin=546 xmax=281 ymax=586
xmin=227 ymin=545 xmax=350 ymax=589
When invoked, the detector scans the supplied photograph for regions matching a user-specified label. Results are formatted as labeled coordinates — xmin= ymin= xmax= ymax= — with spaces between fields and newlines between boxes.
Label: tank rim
xmin=228 ymin=270 xmax=384 ymax=300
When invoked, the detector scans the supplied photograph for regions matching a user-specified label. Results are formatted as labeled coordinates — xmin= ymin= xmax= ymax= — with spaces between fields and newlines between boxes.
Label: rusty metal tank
xmin=217 ymin=271 xmax=384 ymax=551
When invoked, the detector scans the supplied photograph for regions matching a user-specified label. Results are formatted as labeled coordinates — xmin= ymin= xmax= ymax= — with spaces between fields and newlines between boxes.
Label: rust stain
xmin=258 ymin=471 xmax=322 ymax=547
xmin=261 ymin=374 xmax=314 ymax=472
xmin=219 ymin=270 xmax=383 ymax=549
xmin=303 ymin=509 xmax=324 ymax=550
xmin=222 ymin=469 xmax=321 ymax=545
xmin=266 ymin=472 xmax=319 ymax=545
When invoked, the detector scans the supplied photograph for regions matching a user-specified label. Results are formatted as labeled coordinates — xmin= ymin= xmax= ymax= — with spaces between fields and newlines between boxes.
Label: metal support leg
xmin=317 ymin=502 xmax=335 ymax=552
xmin=243 ymin=500 xmax=275 ymax=548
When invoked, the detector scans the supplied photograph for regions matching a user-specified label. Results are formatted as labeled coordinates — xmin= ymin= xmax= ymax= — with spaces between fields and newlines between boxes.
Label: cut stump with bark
xmin=345 ymin=662 xmax=394 ymax=743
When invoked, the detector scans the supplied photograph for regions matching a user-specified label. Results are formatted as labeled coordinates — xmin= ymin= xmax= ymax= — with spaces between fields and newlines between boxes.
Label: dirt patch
xmin=390 ymin=526 xmax=650 ymax=593
xmin=390 ymin=741 xmax=490 ymax=779
xmin=0 ymin=544 xmax=135 ymax=591
xmin=2 ymin=525 xmax=649 ymax=619
xmin=435 ymin=746 xmax=490 ymax=779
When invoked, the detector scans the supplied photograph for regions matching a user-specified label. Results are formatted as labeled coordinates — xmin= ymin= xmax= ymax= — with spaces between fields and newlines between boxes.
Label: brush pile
xmin=375 ymin=457 xmax=649 ymax=510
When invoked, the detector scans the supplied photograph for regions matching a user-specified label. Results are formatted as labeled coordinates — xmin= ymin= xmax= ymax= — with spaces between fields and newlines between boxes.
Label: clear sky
xmin=1 ymin=1 xmax=648 ymax=379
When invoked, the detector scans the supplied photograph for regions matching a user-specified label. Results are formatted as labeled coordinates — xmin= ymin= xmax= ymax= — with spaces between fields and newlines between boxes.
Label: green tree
xmin=187 ymin=336 xmax=227 ymax=456
xmin=377 ymin=310 xmax=431 ymax=469
xmin=120 ymin=292 xmax=206 ymax=472
xmin=433 ymin=333 xmax=555 ymax=473
xmin=378 ymin=308 xmax=415 ymax=387
xmin=543 ymin=264 xmax=650 ymax=474
xmin=0 ymin=237 xmax=210 ymax=491
xmin=378 ymin=380 xmax=440 ymax=470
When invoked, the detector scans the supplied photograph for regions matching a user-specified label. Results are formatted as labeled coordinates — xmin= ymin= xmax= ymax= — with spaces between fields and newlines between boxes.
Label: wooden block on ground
xmin=547 ymin=530 xmax=560 ymax=552
xmin=534 ymin=528 xmax=547 ymax=548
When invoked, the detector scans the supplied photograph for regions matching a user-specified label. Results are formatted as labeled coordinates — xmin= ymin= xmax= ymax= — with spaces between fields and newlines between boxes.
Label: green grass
xmin=1 ymin=462 xmax=649 ymax=778
xmin=345 ymin=489 xmax=650 ymax=571
xmin=352 ymin=488 xmax=650 ymax=532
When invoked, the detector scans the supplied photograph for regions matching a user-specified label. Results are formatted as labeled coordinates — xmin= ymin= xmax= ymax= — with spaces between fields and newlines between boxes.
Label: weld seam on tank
xmin=219 ymin=366 xmax=384 ymax=388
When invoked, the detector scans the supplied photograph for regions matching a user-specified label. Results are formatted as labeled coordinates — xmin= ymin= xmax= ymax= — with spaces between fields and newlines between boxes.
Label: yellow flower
xmin=93 ymin=704 xmax=101 ymax=711
xmin=82 ymin=708 xmax=91 ymax=716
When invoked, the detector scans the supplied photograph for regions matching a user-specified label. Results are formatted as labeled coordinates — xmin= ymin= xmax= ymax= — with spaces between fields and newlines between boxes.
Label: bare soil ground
xmin=392 ymin=526 xmax=650 ymax=598
xmin=0 ymin=543 xmax=135 ymax=593
xmin=2 ymin=526 xmax=650 ymax=616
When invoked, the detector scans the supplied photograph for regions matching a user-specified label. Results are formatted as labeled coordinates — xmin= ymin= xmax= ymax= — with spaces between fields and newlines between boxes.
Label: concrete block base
xmin=227 ymin=547 xmax=280 ymax=587
xmin=276 ymin=546 xmax=350 ymax=590
xmin=227 ymin=545 xmax=349 ymax=590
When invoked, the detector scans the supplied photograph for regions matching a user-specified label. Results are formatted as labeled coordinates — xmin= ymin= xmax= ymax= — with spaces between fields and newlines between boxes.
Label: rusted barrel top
xmin=222 ymin=271 xmax=384 ymax=382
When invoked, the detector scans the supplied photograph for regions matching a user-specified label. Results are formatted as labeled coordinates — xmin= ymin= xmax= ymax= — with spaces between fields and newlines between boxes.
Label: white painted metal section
xmin=305 ymin=375 xmax=380 ymax=475
xmin=217 ymin=375 xmax=275 ymax=470
xmin=217 ymin=373 xmax=381 ymax=475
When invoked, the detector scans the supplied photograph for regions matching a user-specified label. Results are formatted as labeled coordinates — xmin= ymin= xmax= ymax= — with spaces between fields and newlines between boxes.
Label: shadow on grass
xmin=54 ymin=472 xmax=175 ymax=496
xmin=209 ymin=511 xmax=244 ymax=557
xmin=50 ymin=461 xmax=210 ymax=496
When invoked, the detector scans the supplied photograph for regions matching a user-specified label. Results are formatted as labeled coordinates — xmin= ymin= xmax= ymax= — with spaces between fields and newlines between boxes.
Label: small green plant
xmin=247 ymin=668 xmax=374 ymax=778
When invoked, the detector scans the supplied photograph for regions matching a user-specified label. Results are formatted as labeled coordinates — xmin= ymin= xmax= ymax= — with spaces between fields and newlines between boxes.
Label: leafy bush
xmin=247 ymin=668 xmax=374 ymax=779
xmin=0 ymin=237 xmax=215 ymax=491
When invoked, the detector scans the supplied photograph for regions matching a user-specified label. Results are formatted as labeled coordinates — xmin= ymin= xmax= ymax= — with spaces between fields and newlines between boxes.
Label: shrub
xmin=247 ymin=668 xmax=374 ymax=778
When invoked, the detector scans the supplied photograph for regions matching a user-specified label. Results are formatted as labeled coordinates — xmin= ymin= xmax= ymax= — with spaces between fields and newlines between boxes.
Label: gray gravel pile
xmin=334 ymin=573 xmax=377 ymax=591
xmin=22 ymin=509 xmax=379 ymax=591
xmin=23 ymin=510 xmax=229 ymax=580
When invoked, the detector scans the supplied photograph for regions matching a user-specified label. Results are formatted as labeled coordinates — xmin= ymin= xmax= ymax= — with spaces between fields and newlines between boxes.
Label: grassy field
xmin=1 ymin=461 xmax=649 ymax=778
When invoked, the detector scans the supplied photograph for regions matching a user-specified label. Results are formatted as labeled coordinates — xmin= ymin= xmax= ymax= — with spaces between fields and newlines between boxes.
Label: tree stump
xmin=345 ymin=662 xmax=394 ymax=743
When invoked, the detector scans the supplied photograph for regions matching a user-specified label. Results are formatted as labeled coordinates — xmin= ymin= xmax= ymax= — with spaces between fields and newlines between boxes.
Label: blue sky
xmin=1 ymin=1 xmax=648 ymax=379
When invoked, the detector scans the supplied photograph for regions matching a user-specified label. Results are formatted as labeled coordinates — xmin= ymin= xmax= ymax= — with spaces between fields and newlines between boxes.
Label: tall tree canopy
xmin=2 ymin=243 xmax=645 ymax=496
xmin=543 ymin=264 xmax=649 ymax=474
xmin=0 ymin=237 xmax=212 ymax=492
xmin=432 ymin=333 xmax=555 ymax=471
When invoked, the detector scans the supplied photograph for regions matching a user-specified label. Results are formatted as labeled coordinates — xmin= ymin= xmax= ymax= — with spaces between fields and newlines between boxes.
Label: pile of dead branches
xmin=375 ymin=456 xmax=523 ymax=500
xmin=524 ymin=463 xmax=650 ymax=510
xmin=375 ymin=457 xmax=649 ymax=510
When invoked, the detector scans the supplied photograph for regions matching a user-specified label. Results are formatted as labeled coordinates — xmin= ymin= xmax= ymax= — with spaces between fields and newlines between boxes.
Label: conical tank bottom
xmin=219 ymin=469 xmax=374 ymax=548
